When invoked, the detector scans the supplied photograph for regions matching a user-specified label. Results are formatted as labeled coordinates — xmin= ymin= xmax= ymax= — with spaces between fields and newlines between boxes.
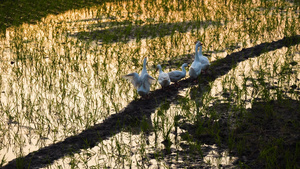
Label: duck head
xmin=195 ymin=40 xmax=203 ymax=46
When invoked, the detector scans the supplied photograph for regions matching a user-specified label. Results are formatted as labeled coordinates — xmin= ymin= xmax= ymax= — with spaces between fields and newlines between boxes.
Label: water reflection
xmin=3 ymin=34 xmax=299 ymax=168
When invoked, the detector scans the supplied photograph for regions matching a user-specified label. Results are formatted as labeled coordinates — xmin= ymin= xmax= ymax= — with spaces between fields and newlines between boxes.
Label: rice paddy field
xmin=0 ymin=0 xmax=299 ymax=168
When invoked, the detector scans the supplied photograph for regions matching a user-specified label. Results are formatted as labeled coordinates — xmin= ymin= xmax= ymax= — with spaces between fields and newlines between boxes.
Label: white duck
xmin=123 ymin=57 xmax=156 ymax=96
xmin=157 ymin=64 xmax=171 ymax=88
xmin=189 ymin=41 xmax=204 ymax=79
xmin=168 ymin=63 xmax=188 ymax=83
xmin=196 ymin=41 xmax=210 ymax=73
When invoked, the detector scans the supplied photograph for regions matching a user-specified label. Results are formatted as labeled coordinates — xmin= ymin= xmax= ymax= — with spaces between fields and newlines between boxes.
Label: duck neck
xmin=195 ymin=43 xmax=200 ymax=62
xmin=181 ymin=65 xmax=186 ymax=75
xmin=159 ymin=69 xmax=163 ymax=74
xmin=198 ymin=45 xmax=203 ymax=58
xmin=158 ymin=65 xmax=163 ymax=74
xmin=195 ymin=43 xmax=199 ymax=56
xmin=141 ymin=58 xmax=147 ymax=75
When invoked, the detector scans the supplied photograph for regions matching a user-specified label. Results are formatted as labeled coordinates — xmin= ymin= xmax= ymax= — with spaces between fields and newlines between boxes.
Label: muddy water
xmin=0 ymin=0 xmax=299 ymax=168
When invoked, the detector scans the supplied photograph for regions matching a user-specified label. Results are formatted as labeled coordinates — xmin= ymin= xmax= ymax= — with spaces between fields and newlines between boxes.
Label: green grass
xmin=0 ymin=0 xmax=299 ymax=168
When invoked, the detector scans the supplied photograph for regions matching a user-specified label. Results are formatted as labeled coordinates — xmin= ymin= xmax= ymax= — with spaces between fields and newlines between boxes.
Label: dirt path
xmin=2 ymin=35 xmax=299 ymax=169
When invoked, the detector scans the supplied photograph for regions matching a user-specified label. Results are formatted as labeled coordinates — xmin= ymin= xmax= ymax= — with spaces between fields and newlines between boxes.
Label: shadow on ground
xmin=2 ymin=35 xmax=299 ymax=169
xmin=0 ymin=0 xmax=120 ymax=34
xmin=70 ymin=20 xmax=221 ymax=44
xmin=178 ymin=97 xmax=300 ymax=168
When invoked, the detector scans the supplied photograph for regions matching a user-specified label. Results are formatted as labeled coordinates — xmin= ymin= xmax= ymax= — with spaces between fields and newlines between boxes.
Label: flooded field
xmin=0 ymin=0 xmax=299 ymax=168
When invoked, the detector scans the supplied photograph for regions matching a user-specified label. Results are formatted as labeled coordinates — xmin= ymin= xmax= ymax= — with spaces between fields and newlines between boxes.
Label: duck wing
xmin=137 ymin=74 xmax=155 ymax=96
xmin=140 ymin=73 xmax=156 ymax=88
xmin=168 ymin=70 xmax=183 ymax=81
xmin=145 ymin=74 xmax=156 ymax=84
xmin=123 ymin=72 xmax=141 ymax=88
xmin=199 ymin=55 xmax=210 ymax=66
xmin=189 ymin=61 xmax=202 ymax=78
xmin=200 ymin=56 xmax=210 ymax=71
xmin=191 ymin=61 xmax=202 ymax=73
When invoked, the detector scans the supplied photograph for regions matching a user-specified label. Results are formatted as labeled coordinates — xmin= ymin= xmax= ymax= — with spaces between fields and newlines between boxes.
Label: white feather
xmin=189 ymin=41 xmax=206 ymax=79
xmin=157 ymin=64 xmax=171 ymax=88
xmin=123 ymin=57 xmax=156 ymax=96
xmin=196 ymin=41 xmax=210 ymax=71
xmin=168 ymin=63 xmax=188 ymax=82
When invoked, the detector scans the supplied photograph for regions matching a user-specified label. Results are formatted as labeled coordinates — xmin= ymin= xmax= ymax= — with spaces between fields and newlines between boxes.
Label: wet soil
xmin=1 ymin=35 xmax=299 ymax=169
xmin=177 ymin=98 xmax=300 ymax=168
